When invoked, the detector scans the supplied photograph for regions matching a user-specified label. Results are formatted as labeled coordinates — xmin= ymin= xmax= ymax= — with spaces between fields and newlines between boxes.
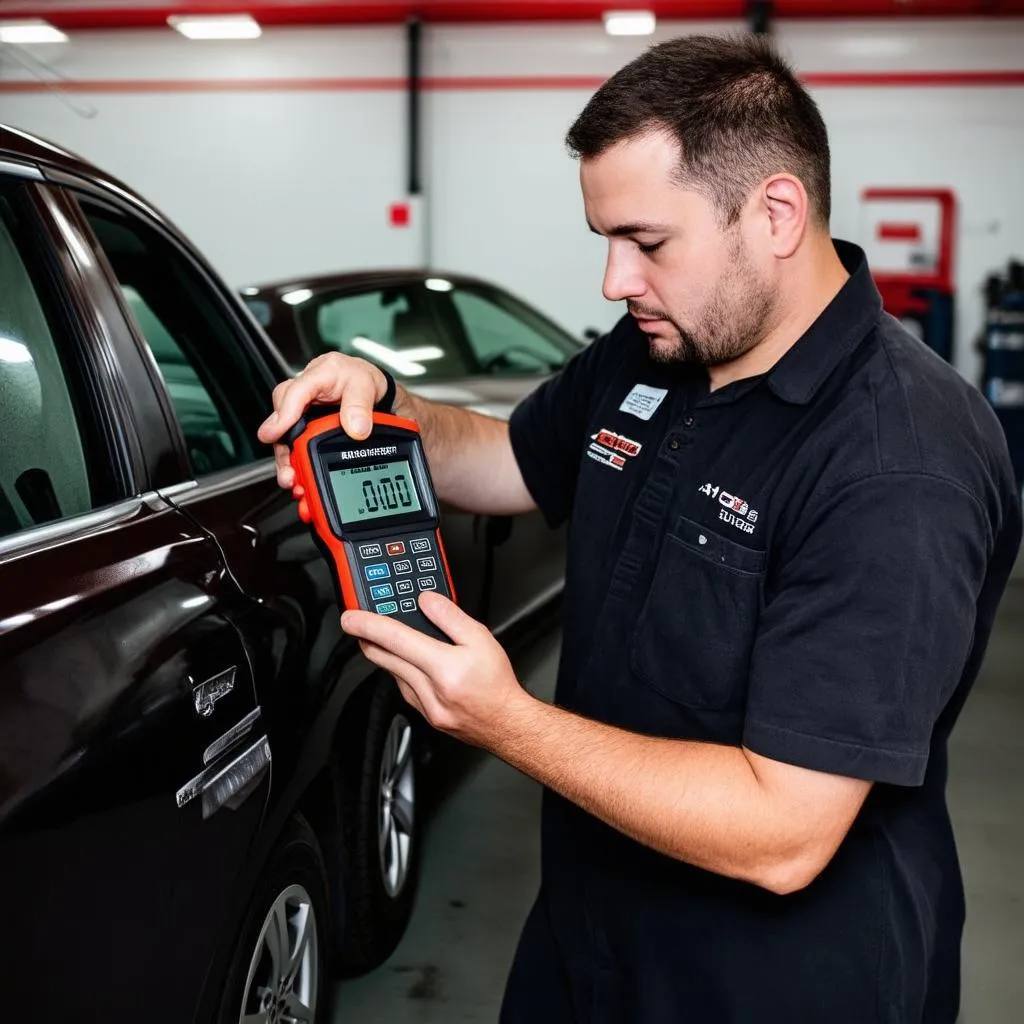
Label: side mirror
xmin=583 ymin=327 xmax=602 ymax=343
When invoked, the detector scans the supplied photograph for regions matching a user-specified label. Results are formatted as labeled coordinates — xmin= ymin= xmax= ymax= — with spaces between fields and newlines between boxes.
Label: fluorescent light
xmin=603 ymin=11 xmax=656 ymax=36
xmin=241 ymin=286 xmax=259 ymax=296
xmin=424 ymin=278 xmax=453 ymax=293
xmin=0 ymin=337 xmax=32 ymax=363
xmin=168 ymin=15 xmax=262 ymax=40
xmin=350 ymin=337 xmax=446 ymax=377
xmin=281 ymin=288 xmax=313 ymax=306
xmin=0 ymin=20 xmax=68 ymax=44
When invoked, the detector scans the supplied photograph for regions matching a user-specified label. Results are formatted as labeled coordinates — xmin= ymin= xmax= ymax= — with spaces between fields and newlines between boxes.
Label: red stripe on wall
xmin=0 ymin=70 xmax=1022 ymax=94
xmin=877 ymin=223 xmax=923 ymax=242
xmin=801 ymin=70 xmax=1024 ymax=86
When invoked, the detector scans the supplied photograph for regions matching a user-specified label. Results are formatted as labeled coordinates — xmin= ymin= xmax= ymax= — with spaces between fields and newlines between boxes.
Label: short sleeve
xmin=743 ymin=472 xmax=993 ymax=786
xmin=509 ymin=320 xmax=630 ymax=528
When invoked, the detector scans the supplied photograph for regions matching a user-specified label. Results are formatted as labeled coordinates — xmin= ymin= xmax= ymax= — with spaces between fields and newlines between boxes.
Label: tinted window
xmin=82 ymin=202 xmax=267 ymax=477
xmin=0 ymin=190 xmax=119 ymax=539
xmin=447 ymin=284 xmax=581 ymax=375
xmin=294 ymin=284 xmax=472 ymax=381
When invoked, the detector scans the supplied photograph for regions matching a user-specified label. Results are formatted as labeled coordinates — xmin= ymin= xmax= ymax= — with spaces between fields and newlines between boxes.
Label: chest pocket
xmin=630 ymin=515 xmax=765 ymax=711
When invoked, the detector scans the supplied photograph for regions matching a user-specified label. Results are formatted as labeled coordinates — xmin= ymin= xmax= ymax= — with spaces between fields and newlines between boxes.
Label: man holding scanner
xmin=259 ymin=34 xmax=1021 ymax=1024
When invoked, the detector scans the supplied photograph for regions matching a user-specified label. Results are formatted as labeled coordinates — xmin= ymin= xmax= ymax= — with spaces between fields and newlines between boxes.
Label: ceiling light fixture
xmin=0 ymin=19 xmax=68 ymax=44
xmin=603 ymin=11 xmax=657 ymax=37
xmin=168 ymin=15 xmax=262 ymax=41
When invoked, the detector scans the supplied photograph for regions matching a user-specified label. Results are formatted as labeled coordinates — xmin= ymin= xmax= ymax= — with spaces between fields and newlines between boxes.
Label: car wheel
xmin=218 ymin=814 xmax=330 ymax=1024
xmin=338 ymin=678 xmax=420 ymax=973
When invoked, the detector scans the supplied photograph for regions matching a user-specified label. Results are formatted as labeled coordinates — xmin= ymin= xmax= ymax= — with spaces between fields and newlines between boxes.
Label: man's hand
xmin=340 ymin=592 xmax=529 ymax=748
xmin=257 ymin=352 xmax=393 ymax=491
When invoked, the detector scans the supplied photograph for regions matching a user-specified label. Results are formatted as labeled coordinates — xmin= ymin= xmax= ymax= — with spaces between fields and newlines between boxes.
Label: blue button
xmin=370 ymin=583 xmax=394 ymax=600
xmin=375 ymin=601 xmax=399 ymax=615
xmin=364 ymin=563 xmax=390 ymax=581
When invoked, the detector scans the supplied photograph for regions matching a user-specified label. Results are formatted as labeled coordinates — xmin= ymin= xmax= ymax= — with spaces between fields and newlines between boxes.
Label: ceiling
xmin=1 ymin=0 xmax=1023 ymax=29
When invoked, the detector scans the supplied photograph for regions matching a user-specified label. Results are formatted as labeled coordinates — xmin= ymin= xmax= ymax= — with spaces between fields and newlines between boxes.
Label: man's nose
xmin=602 ymin=251 xmax=645 ymax=303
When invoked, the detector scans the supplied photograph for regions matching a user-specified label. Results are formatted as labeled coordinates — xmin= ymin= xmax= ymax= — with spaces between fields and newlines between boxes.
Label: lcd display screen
xmin=329 ymin=460 xmax=422 ymax=524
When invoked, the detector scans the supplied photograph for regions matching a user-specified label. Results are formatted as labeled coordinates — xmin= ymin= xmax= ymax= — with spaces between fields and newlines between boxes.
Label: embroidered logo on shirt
xmin=586 ymin=427 xmax=642 ymax=471
xmin=592 ymin=429 xmax=642 ymax=458
xmin=619 ymin=383 xmax=668 ymax=421
xmin=698 ymin=482 xmax=760 ymax=535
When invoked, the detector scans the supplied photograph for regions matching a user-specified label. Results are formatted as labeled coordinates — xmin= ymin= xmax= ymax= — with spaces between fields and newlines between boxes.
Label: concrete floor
xmin=331 ymin=583 xmax=1024 ymax=1022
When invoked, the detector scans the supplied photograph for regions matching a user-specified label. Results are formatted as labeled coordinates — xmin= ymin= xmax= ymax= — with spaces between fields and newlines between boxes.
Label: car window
xmin=0 ymin=189 xmax=120 ymax=540
xmin=446 ymin=285 xmax=580 ymax=375
xmin=295 ymin=284 xmax=473 ymax=381
xmin=80 ymin=201 xmax=267 ymax=477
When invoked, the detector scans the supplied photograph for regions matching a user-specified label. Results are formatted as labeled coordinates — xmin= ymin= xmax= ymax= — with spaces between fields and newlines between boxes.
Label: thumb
xmin=418 ymin=592 xmax=484 ymax=645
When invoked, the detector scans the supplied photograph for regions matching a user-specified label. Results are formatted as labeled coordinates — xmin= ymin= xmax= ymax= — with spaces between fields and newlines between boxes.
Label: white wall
xmin=1 ymin=18 xmax=1022 ymax=383
xmin=0 ymin=28 xmax=424 ymax=283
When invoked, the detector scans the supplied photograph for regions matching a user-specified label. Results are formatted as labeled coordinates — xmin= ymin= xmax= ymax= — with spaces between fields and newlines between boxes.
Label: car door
xmin=56 ymin=182 xmax=370 ymax=880
xmin=0 ymin=168 xmax=266 ymax=1023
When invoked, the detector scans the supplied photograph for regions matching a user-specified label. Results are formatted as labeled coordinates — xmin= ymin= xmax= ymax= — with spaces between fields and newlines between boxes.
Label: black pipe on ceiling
xmin=406 ymin=15 xmax=422 ymax=196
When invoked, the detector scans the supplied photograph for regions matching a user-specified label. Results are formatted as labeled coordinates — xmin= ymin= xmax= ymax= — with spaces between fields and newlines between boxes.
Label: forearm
xmin=394 ymin=386 xmax=536 ymax=516
xmin=492 ymin=693 xmax=847 ymax=894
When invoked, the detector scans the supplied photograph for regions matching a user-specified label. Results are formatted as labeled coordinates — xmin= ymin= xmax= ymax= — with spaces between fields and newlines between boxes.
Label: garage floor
xmin=331 ymin=582 xmax=1024 ymax=1023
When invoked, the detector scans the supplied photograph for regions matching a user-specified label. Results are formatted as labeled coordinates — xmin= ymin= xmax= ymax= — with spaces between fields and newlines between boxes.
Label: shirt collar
xmin=764 ymin=239 xmax=882 ymax=405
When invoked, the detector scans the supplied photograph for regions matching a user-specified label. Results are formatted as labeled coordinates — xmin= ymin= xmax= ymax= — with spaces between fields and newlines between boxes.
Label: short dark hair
xmin=566 ymin=34 xmax=831 ymax=226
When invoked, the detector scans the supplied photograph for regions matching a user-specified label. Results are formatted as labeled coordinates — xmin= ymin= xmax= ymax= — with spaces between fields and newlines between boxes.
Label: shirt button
xmin=668 ymin=437 xmax=680 ymax=451
xmin=683 ymin=414 xmax=696 ymax=428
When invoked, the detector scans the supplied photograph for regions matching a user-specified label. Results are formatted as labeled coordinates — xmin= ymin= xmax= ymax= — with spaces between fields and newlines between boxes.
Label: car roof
xmin=244 ymin=268 xmax=503 ymax=299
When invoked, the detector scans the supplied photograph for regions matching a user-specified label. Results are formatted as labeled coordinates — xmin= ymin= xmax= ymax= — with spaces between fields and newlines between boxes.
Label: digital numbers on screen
xmin=329 ymin=460 xmax=422 ymax=524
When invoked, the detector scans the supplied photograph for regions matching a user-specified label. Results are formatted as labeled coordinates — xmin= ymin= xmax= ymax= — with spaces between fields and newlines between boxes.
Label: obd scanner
xmin=284 ymin=400 xmax=456 ymax=643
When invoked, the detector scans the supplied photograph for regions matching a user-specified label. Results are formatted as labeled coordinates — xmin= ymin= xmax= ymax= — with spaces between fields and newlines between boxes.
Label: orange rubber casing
xmin=286 ymin=410 xmax=457 ymax=617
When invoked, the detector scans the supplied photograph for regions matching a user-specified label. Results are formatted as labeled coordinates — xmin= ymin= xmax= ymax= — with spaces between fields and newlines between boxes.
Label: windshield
xmin=257 ymin=279 xmax=584 ymax=382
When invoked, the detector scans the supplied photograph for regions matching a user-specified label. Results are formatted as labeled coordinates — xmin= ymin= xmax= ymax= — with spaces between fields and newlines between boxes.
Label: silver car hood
xmin=406 ymin=375 xmax=548 ymax=423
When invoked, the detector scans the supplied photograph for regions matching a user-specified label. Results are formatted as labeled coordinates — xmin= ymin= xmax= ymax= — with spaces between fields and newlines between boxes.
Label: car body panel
xmin=0 ymin=122 xmax=567 ymax=1021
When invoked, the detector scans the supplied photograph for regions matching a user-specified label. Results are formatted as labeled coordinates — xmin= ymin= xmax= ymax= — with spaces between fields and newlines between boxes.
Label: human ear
xmin=762 ymin=175 xmax=808 ymax=259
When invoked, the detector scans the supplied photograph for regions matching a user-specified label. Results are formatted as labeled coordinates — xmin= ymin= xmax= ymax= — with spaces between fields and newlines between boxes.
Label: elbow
xmin=753 ymin=848 xmax=831 ymax=896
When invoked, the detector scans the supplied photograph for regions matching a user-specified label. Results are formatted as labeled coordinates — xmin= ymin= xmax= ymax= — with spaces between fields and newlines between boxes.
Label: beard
xmin=630 ymin=236 xmax=776 ymax=367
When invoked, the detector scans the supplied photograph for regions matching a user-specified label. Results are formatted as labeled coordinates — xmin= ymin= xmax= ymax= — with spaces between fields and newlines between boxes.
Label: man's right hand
xmin=257 ymin=352 xmax=394 ymax=491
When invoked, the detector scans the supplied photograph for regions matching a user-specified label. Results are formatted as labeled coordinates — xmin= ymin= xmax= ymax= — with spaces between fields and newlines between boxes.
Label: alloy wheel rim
xmin=378 ymin=713 xmax=415 ymax=898
xmin=238 ymin=883 xmax=318 ymax=1024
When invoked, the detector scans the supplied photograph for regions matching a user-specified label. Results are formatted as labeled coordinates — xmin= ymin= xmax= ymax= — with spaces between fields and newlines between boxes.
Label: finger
xmin=341 ymin=609 xmax=446 ymax=671
xmin=417 ymin=592 xmax=489 ymax=646
xmin=274 ymin=444 xmax=296 ymax=489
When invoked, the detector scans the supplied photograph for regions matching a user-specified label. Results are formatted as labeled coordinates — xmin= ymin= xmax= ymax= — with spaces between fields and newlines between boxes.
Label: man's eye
xmin=637 ymin=241 xmax=664 ymax=255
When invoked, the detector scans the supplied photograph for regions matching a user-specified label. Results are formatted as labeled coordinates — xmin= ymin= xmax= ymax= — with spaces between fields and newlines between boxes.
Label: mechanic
xmin=259 ymin=34 xmax=1023 ymax=1024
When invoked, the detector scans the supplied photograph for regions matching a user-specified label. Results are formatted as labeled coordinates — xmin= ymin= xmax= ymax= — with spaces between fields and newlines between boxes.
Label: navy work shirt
xmin=503 ymin=241 xmax=1022 ymax=1023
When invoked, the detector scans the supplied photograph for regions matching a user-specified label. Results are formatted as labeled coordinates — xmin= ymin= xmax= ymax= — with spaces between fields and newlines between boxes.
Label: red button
xmin=297 ymin=499 xmax=311 ymax=523
xmin=386 ymin=541 xmax=406 ymax=556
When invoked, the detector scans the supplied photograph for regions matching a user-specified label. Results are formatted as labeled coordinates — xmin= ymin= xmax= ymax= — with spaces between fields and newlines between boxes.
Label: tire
xmin=217 ymin=814 xmax=331 ymax=1024
xmin=337 ymin=678 xmax=421 ymax=973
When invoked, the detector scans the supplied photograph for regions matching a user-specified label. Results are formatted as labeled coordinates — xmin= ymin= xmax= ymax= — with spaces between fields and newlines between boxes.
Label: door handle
xmin=176 ymin=735 xmax=272 ymax=819
xmin=192 ymin=666 xmax=236 ymax=718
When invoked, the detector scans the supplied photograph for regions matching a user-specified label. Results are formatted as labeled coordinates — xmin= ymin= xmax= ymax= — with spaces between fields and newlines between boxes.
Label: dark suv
xmin=0 ymin=125 xmax=566 ymax=1023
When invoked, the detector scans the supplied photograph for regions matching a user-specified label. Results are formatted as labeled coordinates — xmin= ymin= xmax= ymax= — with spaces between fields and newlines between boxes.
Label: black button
xmin=683 ymin=414 xmax=696 ymax=428
xmin=668 ymin=437 xmax=681 ymax=451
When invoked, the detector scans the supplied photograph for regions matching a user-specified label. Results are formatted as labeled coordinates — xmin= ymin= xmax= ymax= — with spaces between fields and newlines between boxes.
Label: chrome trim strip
xmin=163 ymin=460 xmax=277 ymax=503
xmin=157 ymin=480 xmax=199 ymax=499
xmin=0 ymin=496 xmax=147 ymax=561
xmin=0 ymin=159 xmax=44 ymax=181
xmin=176 ymin=734 xmax=271 ymax=814
xmin=203 ymin=706 xmax=262 ymax=765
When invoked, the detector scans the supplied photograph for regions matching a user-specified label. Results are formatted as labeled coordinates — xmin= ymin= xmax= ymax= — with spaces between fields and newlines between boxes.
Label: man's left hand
xmin=340 ymin=592 xmax=528 ymax=748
